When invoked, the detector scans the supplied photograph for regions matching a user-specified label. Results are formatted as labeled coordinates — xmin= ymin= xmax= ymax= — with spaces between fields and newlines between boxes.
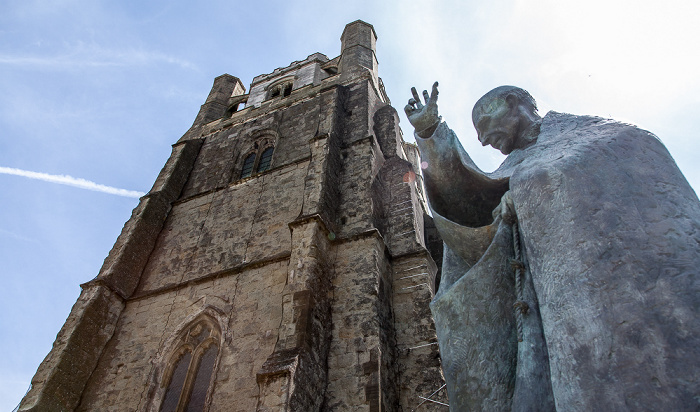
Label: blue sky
xmin=2 ymin=0 xmax=699 ymax=408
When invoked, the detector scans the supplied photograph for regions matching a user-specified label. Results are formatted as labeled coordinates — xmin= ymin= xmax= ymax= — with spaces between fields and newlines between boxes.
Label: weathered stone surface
xmin=179 ymin=74 xmax=245 ymax=142
xmin=19 ymin=284 xmax=124 ymax=412
xmin=339 ymin=21 xmax=379 ymax=89
xmin=392 ymin=253 xmax=446 ymax=409
xmin=95 ymin=138 xmax=203 ymax=298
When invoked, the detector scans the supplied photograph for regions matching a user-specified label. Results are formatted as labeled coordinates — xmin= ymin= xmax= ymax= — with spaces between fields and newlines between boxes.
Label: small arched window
xmin=159 ymin=320 xmax=220 ymax=412
xmin=237 ymin=145 xmax=275 ymax=181
xmin=266 ymin=79 xmax=294 ymax=101
xmin=240 ymin=153 xmax=256 ymax=178
xmin=256 ymin=147 xmax=274 ymax=173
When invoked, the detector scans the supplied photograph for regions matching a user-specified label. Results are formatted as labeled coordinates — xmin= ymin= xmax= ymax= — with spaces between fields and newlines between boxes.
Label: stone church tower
xmin=20 ymin=21 xmax=447 ymax=411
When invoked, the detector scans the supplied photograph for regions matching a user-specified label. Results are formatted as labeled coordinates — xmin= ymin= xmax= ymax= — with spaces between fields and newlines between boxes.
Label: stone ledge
xmin=129 ymin=251 xmax=292 ymax=301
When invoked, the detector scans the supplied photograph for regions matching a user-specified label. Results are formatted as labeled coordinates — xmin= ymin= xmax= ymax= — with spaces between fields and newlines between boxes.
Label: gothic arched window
xmin=256 ymin=147 xmax=274 ymax=173
xmin=159 ymin=320 xmax=220 ymax=412
xmin=266 ymin=77 xmax=294 ymax=101
xmin=237 ymin=145 xmax=275 ymax=181
xmin=240 ymin=152 xmax=257 ymax=178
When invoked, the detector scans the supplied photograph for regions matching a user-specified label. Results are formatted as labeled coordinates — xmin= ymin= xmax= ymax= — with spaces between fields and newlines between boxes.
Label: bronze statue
xmin=406 ymin=83 xmax=700 ymax=411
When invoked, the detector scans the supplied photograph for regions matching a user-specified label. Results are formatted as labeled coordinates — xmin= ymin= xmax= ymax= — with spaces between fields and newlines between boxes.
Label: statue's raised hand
xmin=404 ymin=82 xmax=440 ymax=138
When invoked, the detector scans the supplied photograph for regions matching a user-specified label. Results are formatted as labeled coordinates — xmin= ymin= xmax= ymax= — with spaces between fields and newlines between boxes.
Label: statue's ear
xmin=505 ymin=93 xmax=519 ymax=109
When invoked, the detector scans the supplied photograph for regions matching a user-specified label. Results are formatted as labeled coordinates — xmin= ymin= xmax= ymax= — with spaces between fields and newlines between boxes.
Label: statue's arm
xmin=415 ymin=121 xmax=482 ymax=186
xmin=406 ymin=83 xmax=508 ymax=227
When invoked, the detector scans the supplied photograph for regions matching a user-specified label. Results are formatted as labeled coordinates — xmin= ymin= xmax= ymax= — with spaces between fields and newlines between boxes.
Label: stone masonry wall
xmin=180 ymin=95 xmax=323 ymax=200
xmin=325 ymin=233 xmax=395 ymax=410
xmin=136 ymin=162 xmax=307 ymax=294
xmin=77 ymin=260 xmax=288 ymax=411
xmin=392 ymin=254 xmax=447 ymax=409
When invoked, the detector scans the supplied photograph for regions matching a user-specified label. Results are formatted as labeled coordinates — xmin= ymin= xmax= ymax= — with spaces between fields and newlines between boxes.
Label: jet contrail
xmin=0 ymin=166 xmax=146 ymax=198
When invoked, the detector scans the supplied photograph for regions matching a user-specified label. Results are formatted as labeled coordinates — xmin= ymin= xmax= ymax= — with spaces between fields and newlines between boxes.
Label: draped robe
xmin=415 ymin=112 xmax=700 ymax=411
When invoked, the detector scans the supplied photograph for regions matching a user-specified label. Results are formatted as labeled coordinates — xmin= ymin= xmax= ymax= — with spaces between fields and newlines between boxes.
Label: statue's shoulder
xmin=541 ymin=111 xmax=660 ymax=146
xmin=505 ymin=112 xmax=666 ymax=182
xmin=542 ymin=111 xmax=619 ymax=135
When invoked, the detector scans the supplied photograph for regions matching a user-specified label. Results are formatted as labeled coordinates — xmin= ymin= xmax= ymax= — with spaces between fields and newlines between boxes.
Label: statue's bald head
xmin=471 ymin=86 xmax=542 ymax=154
xmin=472 ymin=86 xmax=538 ymax=125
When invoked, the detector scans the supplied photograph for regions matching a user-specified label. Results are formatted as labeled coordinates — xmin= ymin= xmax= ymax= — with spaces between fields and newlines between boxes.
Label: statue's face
xmin=473 ymin=97 xmax=521 ymax=155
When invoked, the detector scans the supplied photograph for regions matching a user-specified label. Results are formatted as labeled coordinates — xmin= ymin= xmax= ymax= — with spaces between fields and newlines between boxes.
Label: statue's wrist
xmin=416 ymin=117 xmax=441 ymax=139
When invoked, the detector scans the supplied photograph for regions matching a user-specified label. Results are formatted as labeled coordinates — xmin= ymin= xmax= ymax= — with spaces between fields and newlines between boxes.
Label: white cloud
xmin=0 ymin=228 xmax=37 ymax=243
xmin=0 ymin=167 xmax=145 ymax=198
xmin=0 ymin=43 xmax=197 ymax=70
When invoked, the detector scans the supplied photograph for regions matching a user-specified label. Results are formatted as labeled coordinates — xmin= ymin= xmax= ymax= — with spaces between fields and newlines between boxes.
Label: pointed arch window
xmin=237 ymin=145 xmax=275 ymax=180
xmin=159 ymin=320 xmax=220 ymax=412
xmin=256 ymin=147 xmax=274 ymax=173
xmin=266 ymin=78 xmax=294 ymax=101
xmin=240 ymin=152 xmax=257 ymax=178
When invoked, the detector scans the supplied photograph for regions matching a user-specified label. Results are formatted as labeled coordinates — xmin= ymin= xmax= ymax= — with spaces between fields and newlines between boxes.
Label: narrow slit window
xmin=256 ymin=147 xmax=274 ymax=173
xmin=241 ymin=153 xmax=256 ymax=178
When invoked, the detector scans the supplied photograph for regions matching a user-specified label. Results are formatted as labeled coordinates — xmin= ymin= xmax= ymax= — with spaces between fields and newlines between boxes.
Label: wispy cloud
xmin=0 ymin=167 xmax=145 ymax=198
xmin=0 ymin=228 xmax=37 ymax=243
xmin=0 ymin=43 xmax=197 ymax=70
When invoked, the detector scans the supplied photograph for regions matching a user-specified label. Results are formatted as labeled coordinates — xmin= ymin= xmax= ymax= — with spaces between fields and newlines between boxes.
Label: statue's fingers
xmin=411 ymin=87 xmax=424 ymax=108
xmin=422 ymin=90 xmax=430 ymax=104
xmin=430 ymin=81 xmax=439 ymax=102
xmin=404 ymin=104 xmax=415 ymax=117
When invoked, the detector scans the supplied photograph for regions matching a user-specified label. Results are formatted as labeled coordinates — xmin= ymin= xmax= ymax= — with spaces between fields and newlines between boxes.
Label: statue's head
xmin=471 ymin=86 xmax=540 ymax=154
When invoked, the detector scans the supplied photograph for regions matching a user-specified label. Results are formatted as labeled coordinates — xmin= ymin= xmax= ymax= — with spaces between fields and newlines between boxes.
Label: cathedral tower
xmin=20 ymin=21 xmax=447 ymax=411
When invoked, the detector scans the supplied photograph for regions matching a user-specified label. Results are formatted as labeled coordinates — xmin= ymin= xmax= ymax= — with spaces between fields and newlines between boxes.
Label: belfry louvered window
xmin=267 ymin=80 xmax=293 ymax=100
